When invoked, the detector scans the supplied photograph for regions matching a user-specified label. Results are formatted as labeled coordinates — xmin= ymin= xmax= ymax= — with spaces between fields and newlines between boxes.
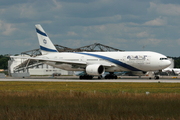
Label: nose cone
xmin=164 ymin=59 xmax=171 ymax=68
xmin=167 ymin=59 xmax=171 ymax=67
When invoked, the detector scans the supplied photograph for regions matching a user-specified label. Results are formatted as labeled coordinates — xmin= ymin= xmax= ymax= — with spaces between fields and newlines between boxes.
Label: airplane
xmin=163 ymin=68 xmax=180 ymax=75
xmin=10 ymin=24 xmax=171 ymax=80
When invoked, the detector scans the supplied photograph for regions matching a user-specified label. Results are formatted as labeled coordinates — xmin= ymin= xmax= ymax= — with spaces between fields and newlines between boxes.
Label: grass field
xmin=0 ymin=81 xmax=180 ymax=93
xmin=0 ymin=82 xmax=180 ymax=120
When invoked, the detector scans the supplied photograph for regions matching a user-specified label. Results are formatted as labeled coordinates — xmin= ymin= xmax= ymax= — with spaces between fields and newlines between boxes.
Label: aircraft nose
xmin=159 ymin=59 xmax=171 ymax=69
xmin=165 ymin=59 xmax=171 ymax=67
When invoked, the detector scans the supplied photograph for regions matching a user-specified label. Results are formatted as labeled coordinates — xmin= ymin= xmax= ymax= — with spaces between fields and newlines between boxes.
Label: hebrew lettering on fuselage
xmin=127 ymin=55 xmax=147 ymax=60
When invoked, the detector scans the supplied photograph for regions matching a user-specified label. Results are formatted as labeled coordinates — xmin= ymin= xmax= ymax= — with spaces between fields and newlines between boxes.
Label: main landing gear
xmin=104 ymin=72 xmax=117 ymax=79
xmin=79 ymin=75 xmax=93 ymax=79
xmin=98 ymin=75 xmax=103 ymax=79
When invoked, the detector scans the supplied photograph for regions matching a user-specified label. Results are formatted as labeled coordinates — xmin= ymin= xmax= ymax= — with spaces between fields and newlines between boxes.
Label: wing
xmin=10 ymin=56 xmax=112 ymax=68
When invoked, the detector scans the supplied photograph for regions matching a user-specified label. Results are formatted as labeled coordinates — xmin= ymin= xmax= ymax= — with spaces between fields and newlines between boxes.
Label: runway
xmin=0 ymin=76 xmax=180 ymax=83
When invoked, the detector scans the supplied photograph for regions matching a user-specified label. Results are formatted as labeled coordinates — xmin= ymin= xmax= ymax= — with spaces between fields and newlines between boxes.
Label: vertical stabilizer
xmin=35 ymin=24 xmax=58 ymax=55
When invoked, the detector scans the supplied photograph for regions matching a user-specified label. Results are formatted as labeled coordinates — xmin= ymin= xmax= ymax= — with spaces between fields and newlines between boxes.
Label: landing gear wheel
xmin=79 ymin=75 xmax=93 ymax=79
xmin=104 ymin=73 xmax=117 ymax=79
xmin=114 ymin=75 xmax=117 ymax=79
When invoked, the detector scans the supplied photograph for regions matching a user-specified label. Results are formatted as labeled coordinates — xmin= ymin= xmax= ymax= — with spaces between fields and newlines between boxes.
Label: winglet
xmin=35 ymin=24 xmax=58 ymax=55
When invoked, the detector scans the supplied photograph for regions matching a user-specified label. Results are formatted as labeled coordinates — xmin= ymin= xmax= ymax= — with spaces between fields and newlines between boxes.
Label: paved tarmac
xmin=0 ymin=76 xmax=180 ymax=83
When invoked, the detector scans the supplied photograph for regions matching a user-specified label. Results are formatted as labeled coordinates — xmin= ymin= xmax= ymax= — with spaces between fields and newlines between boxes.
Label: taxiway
xmin=0 ymin=76 xmax=180 ymax=83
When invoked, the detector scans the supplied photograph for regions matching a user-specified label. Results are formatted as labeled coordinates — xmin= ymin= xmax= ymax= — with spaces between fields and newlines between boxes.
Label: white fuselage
xmin=38 ymin=51 xmax=171 ymax=72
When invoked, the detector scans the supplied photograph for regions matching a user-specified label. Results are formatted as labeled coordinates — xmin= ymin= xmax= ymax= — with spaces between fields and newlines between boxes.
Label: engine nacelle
xmin=86 ymin=64 xmax=105 ymax=76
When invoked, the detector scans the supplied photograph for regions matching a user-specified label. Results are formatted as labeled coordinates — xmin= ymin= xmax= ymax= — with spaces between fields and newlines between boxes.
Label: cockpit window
xmin=160 ymin=58 xmax=168 ymax=60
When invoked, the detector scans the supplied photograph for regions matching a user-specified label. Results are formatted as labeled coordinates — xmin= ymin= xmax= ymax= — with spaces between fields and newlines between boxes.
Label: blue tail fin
xmin=35 ymin=24 xmax=58 ymax=55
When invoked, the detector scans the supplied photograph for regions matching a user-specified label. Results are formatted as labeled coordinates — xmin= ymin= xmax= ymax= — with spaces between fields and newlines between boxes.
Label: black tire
xmin=89 ymin=76 xmax=93 ymax=79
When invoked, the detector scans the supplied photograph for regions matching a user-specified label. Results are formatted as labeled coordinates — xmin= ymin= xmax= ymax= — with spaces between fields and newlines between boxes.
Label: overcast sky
xmin=0 ymin=0 xmax=180 ymax=57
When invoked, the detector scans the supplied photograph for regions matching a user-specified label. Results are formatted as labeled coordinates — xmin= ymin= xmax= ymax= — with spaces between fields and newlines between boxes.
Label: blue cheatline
xmin=36 ymin=28 xmax=47 ymax=37
xmin=40 ymin=46 xmax=57 ymax=52
xmin=76 ymin=52 xmax=141 ymax=71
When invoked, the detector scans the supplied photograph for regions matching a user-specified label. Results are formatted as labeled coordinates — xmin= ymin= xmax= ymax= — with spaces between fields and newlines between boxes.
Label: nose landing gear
xmin=104 ymin=72 xmax=117 ymax=79
xmin=149 ymin=75 xmax=160 ymax=80
xmin=154 ymin=76 xmax=159 ymax=80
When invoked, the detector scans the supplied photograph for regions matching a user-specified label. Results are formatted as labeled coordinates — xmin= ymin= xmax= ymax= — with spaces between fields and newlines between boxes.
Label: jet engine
xmin=86 ymin=64 xmax=105 ymax=76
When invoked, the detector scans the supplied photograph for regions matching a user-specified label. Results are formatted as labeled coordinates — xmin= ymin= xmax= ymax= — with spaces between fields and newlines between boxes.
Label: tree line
xmin=0 ymin=54 xmax=180 ymax=69
xmin=0 ymin=55 xmax=9 ymax=69
xmin=168 ymin=56 xmax=180 ymax=68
